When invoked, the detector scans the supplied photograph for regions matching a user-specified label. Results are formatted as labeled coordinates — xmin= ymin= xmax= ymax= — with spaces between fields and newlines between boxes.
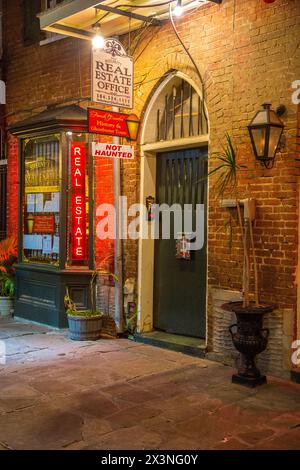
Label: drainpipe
xmin=113 ymin=106 xmax=124 ymax=333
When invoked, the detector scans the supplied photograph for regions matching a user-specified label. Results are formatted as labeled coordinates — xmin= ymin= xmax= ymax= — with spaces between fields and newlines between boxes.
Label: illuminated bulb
xmin=92 ymin=25 xmax=105 ymax=49
xmin=173 ymin=0 xmax=183 ymax=17
xmin=92 ymin=33 xmax=105 ymax=49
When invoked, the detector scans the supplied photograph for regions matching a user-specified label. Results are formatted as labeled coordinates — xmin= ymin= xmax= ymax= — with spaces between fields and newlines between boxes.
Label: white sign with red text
xmin=92 ymin=142 xmax=134 ymax=160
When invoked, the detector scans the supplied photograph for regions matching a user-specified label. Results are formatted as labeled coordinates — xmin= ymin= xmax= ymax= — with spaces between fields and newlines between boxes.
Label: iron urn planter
xmin=222 ymin=301 xmax=274 ymax=388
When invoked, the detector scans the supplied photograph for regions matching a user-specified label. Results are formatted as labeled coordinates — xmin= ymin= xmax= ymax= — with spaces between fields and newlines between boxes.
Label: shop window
xmin=23 ymin=1 xmax=66 ymax=46
xmin=39 ymin=0 xmax=66 ymax=45
xmin=22 ymin=132 xmax=91 ymax=267
xmin=23 ymin=0 xmax=44 ymax=46
xmin=23 ymin=135 xmax=60 ymax=264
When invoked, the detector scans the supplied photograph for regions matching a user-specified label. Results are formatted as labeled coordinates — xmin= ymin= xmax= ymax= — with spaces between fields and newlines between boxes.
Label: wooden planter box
xmin=68 ymin=314 xmax=103 ymax=341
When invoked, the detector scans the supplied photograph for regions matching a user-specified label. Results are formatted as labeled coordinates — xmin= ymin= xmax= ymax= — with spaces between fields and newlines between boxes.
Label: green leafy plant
xmin=208 ymin=133 xmax=246 ymax=196
xmin=64 ymin=254 xmax=117 ymax=317
xmin=66 ymin=309 xmax=103 ymax=318
xmin=0 ymin=237 xmax=17 ymax=298
xmin=208 ymin=134 xmax=258 ymax=308
xmin=126 ymin=310 xmax=138 ymax=337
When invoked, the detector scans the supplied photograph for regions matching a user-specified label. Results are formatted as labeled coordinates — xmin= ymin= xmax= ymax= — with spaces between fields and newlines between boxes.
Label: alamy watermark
xmin=291 ymin=340 xmax=300 ymax=366
xmin=95 ymin=197 xmax=205 ymax=251
xmin=291 ymin=80 xmax=300 ymax=105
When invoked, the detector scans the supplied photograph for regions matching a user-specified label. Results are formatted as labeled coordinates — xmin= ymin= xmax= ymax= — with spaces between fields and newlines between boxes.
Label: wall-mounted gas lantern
xmin=126 ymin=114 xmax=140 ymax=141
xmin=248 ymin=103 xmax=285 ymax=169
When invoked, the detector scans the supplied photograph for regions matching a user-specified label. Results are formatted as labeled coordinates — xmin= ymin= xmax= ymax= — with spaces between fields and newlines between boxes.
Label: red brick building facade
xmin=2 ymin=0 xmax=300 ymax=379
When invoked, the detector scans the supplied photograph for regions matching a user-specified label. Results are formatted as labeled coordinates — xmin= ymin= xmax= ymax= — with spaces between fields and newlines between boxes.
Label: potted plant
xmin=209 ymin=134 xmax=274 ymax=387
xmin=65 ymin=273 xmax=103 ymax=341
xmin=64 ymin=257 xmax=118 ymax=341
xmin=0 ymin=237 xmax=17 ymax=317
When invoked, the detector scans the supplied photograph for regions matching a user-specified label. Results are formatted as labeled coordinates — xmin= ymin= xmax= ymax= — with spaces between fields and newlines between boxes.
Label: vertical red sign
xmin=71 ymin=142 xmax=87 ymax=261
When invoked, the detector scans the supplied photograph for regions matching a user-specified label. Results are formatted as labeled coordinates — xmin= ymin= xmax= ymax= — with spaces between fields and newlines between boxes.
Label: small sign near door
xmin=92 ymin=142 xmax=134 ymax=160
xmin=175 ymin=233 xmax=191 ymax=260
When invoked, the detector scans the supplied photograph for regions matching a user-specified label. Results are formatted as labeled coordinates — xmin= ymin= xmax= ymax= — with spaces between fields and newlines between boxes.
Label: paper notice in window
xmin=52 ymin=236 xmax=59 ymax=254
xmin=34 ymin=235 xmax=43 ymax=250
xmin=23 ymin=234 xmax=43 ymax=250
xmin=42 ymin=235 xmax=52 ymax=254
xmin=26 ymin=194 xmax=35 ymax=213
xmin=52 ymin=193 xmax=60 ymax=212
xmin=23 ymin=235 xmax=33 ymax=250
xmin=35 ymin=193 xmax=44 ymax=212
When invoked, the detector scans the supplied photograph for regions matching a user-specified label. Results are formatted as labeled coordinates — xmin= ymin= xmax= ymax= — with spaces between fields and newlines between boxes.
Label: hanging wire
xmin=169 ymin=2 xmax=207 ymax=135
xmin=128 ymin=16 xmax=131 ymax=54
xmin=169 ymin=4 xmax=204 ymax=93
xmin=132 ymin=18 xmax=156 ymax=59
xmin=76 ymin=39 xmax=83 ymax=99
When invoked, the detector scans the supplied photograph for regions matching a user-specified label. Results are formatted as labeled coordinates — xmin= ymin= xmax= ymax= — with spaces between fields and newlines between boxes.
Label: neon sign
xmin=71 ymin=142 xmax=87 ymax=261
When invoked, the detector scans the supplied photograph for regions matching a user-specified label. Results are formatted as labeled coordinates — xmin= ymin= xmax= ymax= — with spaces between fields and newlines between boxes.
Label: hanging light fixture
xmin=126 ymin=114 xmax=140 ymax=141
xmin=92 ymin=24 xmax=105 ymax=49
xmin=173 ymin=0 xmax=183 ymax=17
xmin=248 ymin=103 xmax=285 ymax=169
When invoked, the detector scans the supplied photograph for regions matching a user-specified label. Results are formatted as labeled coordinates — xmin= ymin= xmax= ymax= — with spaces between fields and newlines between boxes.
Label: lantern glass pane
xmin=251 ymin=127 xmax=266 ymax=157
xmin=251 ymin=110 xmax=268 ymax=126
xmin=269 ymin=110 xmax=282 ymax=125
xmin=127 ymin=120 xmax=139 ymax=141
xmin=268 ymin=126 xmax=282 ymax=158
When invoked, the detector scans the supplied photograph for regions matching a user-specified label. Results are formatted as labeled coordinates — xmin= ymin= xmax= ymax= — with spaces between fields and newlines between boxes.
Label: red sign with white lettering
xmin=88 ymin=108 xmax=130 ymax=138
xmin=71 ymin=142 xmax=87 ymax=261
xmin=33 ymin=215 xmax=55 ymax=234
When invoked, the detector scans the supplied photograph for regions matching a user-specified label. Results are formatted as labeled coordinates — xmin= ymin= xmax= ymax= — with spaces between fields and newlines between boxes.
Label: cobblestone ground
xmin=0 ymin=317 xmax=299 ymax=450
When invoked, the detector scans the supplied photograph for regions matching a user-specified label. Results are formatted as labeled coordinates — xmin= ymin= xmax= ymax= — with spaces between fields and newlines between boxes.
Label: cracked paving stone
xmin=53 ymin=391 xmax=123 ymax=420
xmin=252 ymin=429 xmax=300 ymax=450
xmin=237 ymin=428 xmax=275 ymax=445
xmin=104 ymin=405 xmax=161 ymax=430
xmin=0 ymin=405 xmax=84 ymax=450
xmin=209 ymin=438 xmax=251 ymax=450
xmin=158 ymin=436 xmax=202 ymax=450
xmin=90 ymin=425 xmax=163 ymax=450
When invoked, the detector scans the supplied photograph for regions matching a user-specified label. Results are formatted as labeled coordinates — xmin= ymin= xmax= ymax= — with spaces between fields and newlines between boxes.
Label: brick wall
xmin=2 ymin=0 xmax=300 ymax=373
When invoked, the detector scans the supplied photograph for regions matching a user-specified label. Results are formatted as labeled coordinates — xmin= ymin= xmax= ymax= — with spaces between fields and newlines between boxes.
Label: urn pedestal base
xmin=232 ymin=373 xmax=266 ymax=388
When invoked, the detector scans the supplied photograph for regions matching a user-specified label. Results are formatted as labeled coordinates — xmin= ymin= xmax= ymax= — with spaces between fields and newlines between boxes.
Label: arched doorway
xmin=137 ymin=71 xmax=209 ymax=340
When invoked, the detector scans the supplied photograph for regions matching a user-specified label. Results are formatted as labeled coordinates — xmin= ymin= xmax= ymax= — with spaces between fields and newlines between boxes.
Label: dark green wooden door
xmin=153 ymin=148 xmax=207 ymax=338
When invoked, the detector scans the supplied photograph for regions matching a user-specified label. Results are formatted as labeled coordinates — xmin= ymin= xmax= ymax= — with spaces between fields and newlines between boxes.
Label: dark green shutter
xmin=23 ymin=0 xmax=42 ymax=46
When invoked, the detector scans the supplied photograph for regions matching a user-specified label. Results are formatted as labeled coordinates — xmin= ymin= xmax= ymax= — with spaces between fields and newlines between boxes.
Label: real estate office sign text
xmin=92 ymin=38 xmax=133 ymax=109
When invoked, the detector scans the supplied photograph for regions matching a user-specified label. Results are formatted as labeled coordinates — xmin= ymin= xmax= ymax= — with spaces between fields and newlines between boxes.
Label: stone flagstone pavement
xmin=0 ymin=317 xmax=299 ymax=450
